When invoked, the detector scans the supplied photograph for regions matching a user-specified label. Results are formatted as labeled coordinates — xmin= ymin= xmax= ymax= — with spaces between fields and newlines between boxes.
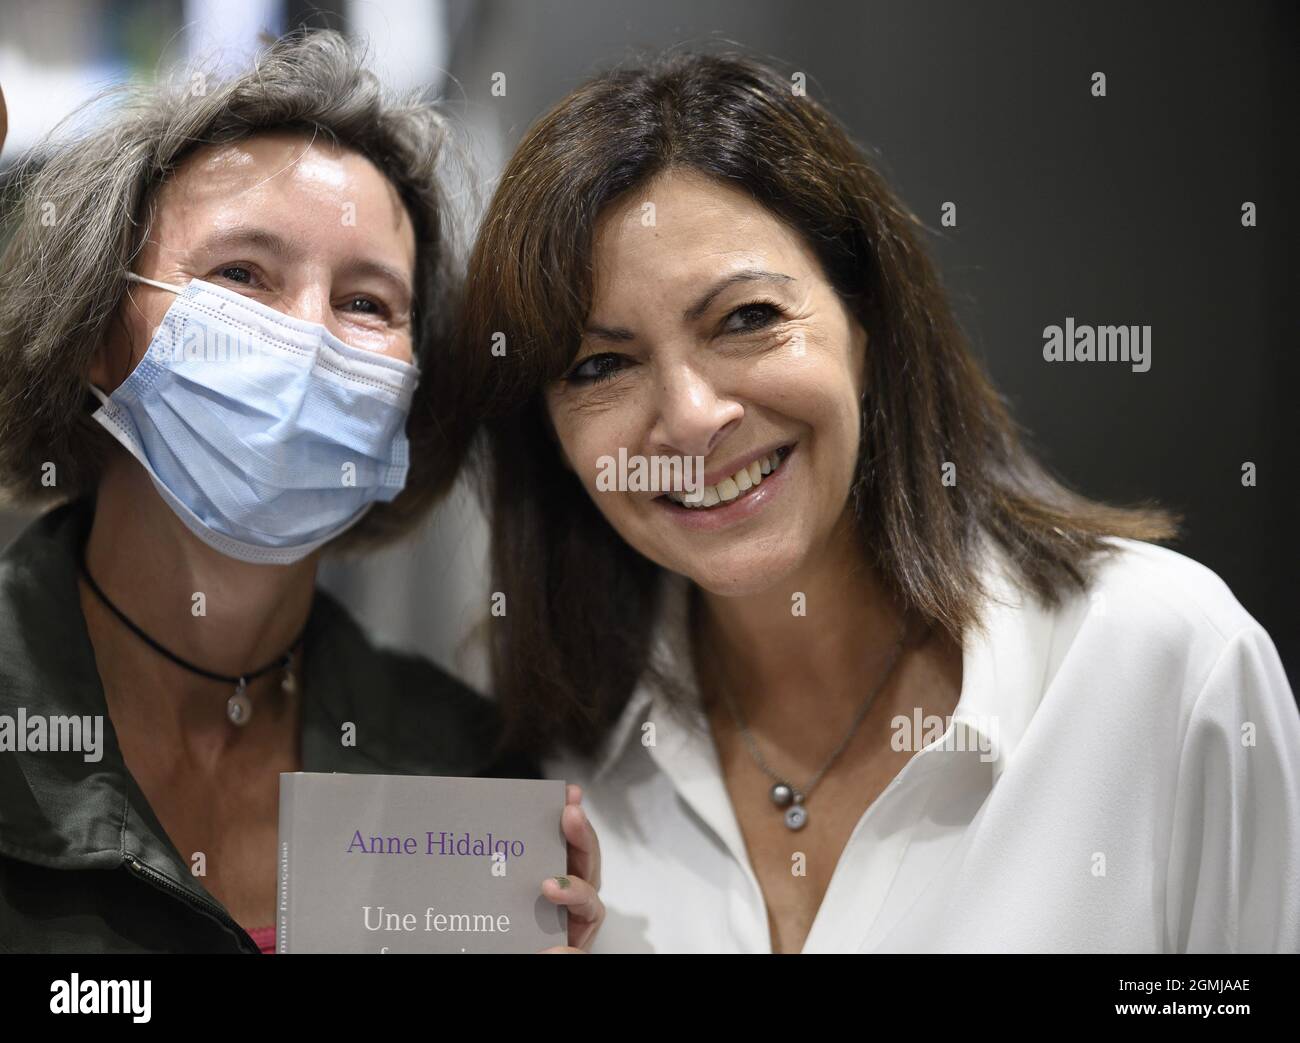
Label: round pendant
xmin=227 ymin=685 xmax=252 ymax=727
xmin=784 ymin=804 xmax=808 ymax=831
xmin=770 ymin=783 xmax=794 ymax=808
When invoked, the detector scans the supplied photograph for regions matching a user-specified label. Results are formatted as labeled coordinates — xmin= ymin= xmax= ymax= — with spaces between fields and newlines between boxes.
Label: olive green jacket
xmin=0 ymin=500 xmax=528 ymax=953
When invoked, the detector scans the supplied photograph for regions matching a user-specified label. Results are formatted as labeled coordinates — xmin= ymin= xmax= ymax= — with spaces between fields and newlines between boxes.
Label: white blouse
xmin=547 ymin=537 xmax=1300 ymax=953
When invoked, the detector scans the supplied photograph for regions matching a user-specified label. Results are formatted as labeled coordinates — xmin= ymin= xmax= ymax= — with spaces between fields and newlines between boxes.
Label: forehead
xmin=150 ymin=132 xmax=416 ymax=265
xmin=590 ymin=168 xmax=815 ymax=299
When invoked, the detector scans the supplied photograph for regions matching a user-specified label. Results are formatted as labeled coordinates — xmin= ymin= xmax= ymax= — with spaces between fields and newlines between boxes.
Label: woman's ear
xmin=88 ymin=306 xmax=138 ymax=393
xmin=1 ymin=84 xmax=8 ymax=155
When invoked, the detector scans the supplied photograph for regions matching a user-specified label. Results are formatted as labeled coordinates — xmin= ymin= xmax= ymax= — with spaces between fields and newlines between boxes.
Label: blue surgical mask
xmin=89 ymin=273 xmax=420 ymax=564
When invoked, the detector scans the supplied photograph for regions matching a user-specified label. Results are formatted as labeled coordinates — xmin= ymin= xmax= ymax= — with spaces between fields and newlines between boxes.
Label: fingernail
xmin=553 ymin=875 xmax=571 ymax=889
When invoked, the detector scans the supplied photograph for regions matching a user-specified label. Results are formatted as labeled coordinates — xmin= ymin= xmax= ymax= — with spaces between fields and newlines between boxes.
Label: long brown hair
xmin=455 ymin=51 xmax=1178 ymax=760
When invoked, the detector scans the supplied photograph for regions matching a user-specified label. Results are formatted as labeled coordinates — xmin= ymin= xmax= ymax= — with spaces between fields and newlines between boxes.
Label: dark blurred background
xmin=1 ymin=0 xmax=1294 ymax=688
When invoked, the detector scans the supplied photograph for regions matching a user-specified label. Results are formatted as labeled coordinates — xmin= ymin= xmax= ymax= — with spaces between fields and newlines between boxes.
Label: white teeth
xmin=666 ymin=447 xmax=790 ymax=509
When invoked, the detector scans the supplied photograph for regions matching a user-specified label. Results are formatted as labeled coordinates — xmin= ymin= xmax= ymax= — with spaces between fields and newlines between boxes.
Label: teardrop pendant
xmin=226 ymin=679 xmax=252 ymax=726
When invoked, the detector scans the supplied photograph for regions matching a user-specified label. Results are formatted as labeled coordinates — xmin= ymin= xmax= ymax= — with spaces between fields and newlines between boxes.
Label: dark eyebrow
xmin=582 ymin=268 xmax=796 ymax=341
xmin=582 ymin=322 xmax=637 ymax=342
xmin=683 ymin=268 xmax=795 ymax=322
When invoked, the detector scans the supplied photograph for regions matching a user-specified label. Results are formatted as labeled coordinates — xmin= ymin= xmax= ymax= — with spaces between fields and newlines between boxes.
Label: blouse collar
xmin=590 ymin=531 xmax=1061 ymax=786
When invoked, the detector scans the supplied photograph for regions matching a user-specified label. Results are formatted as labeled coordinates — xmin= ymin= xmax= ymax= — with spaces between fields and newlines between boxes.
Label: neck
xmin=81 ymin=457 xmax=318 ymax=740
xmin=694 ymin=514 xmax=909 ymax=719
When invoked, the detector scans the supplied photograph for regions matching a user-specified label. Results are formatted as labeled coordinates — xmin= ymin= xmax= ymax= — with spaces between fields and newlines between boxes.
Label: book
xmin=277 ymin=772 xmax=567 ymax=953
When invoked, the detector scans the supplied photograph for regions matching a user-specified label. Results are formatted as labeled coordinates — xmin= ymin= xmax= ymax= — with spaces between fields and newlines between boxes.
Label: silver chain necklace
xmin=715 ymin=626 xmax=908 ymax=831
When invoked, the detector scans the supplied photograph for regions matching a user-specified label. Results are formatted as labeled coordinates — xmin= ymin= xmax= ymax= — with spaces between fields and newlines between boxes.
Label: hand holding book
xmin=538 ymin=784 xmax=605 ymax=953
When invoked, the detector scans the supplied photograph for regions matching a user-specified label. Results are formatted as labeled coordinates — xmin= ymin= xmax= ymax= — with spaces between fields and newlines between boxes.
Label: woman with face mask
xmin=454 ymin=52 xmax=1300 ymax=954
xmin=0 ymin=32 xmax=602 ymax=954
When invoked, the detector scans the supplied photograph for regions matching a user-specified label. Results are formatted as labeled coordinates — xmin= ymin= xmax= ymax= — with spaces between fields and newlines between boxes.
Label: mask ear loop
xmin=125 ymin=271 xmax=185 ymax=294
xmin=88 ymin=273 xmax=184 ymax=399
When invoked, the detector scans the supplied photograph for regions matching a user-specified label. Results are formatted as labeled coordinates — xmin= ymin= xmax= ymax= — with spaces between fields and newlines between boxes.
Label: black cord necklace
xmin=78 ymin=552 xmax=308 ymax=727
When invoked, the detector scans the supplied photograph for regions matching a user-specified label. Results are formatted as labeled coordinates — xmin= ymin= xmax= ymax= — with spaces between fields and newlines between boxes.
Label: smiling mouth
xmin=660 ymin=444 xmax=795 ymax=510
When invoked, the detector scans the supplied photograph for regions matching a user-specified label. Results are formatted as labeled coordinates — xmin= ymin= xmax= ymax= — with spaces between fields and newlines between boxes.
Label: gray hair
xmin=0 ymin=29 xmax=469 ymax=552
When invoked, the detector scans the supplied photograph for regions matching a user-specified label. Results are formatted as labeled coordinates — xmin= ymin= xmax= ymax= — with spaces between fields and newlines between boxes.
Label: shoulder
xmin=0 ymin=499 xmax=94 ymax=701
xmin=0 ymin=500 xmax=84 ymax=591
xmin=1082 ymin=543 xmax=1300 ymax=951
xmin=988 ymin=536 xmax=1292 ymax=750
xmin=983 ymin=538 xmax=1299 ymax=950
xmin=1050 ymin=539 xmax=1296 ymax=779
xmin=1033 ymin=537 xmax=1272 ymax=700
xmin=1084 ymin=537 xmax=1260 ymax=646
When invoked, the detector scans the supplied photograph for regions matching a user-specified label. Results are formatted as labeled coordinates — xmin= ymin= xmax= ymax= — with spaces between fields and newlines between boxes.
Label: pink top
xmin=246 ymin=925 xmax=276 ymax=954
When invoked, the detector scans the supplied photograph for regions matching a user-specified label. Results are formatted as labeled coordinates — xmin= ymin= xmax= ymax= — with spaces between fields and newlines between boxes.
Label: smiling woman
xmin=545 ymin=168 xmax=871 ymax=581
xmin=455 ymin=51 xmax=1300 ymax=953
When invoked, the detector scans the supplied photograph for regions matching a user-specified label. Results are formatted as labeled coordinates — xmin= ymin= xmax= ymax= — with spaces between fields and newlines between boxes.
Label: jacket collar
xmin=590 ymin=533 xmax=1056 ymax=785
xmin=0 ymin=499 xmax=484 ymax=893
xmin=0 ymin=499 xmax=130 ymax=870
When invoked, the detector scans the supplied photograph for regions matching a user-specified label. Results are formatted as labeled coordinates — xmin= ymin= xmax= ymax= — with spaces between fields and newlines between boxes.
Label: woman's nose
xmin=284 ymin=286 xmax=333 ymax=328
xmin=647 ymin=363 xmax=743 ymax=458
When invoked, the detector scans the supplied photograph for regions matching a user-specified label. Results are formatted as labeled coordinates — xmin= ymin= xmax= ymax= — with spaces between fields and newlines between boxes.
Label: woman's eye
xmin=215 ymin=264 xmax=256 ymax=285
xmin=722 ymin=301 xmax=782 ymax=334
xmin=567 ymin=353 xmax=632 ymax=385
xmin=342 ymin=296 xmax=385 ymax=316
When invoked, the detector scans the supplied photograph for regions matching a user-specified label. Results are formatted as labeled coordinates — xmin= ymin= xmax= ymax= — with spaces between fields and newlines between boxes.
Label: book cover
xmin=277 ymin=772 xmax=567 ymax=953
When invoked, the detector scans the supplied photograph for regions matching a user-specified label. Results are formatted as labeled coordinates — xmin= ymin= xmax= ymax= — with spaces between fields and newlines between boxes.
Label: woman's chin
xmin=676 ymin=548 xmax=808 ymax=600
